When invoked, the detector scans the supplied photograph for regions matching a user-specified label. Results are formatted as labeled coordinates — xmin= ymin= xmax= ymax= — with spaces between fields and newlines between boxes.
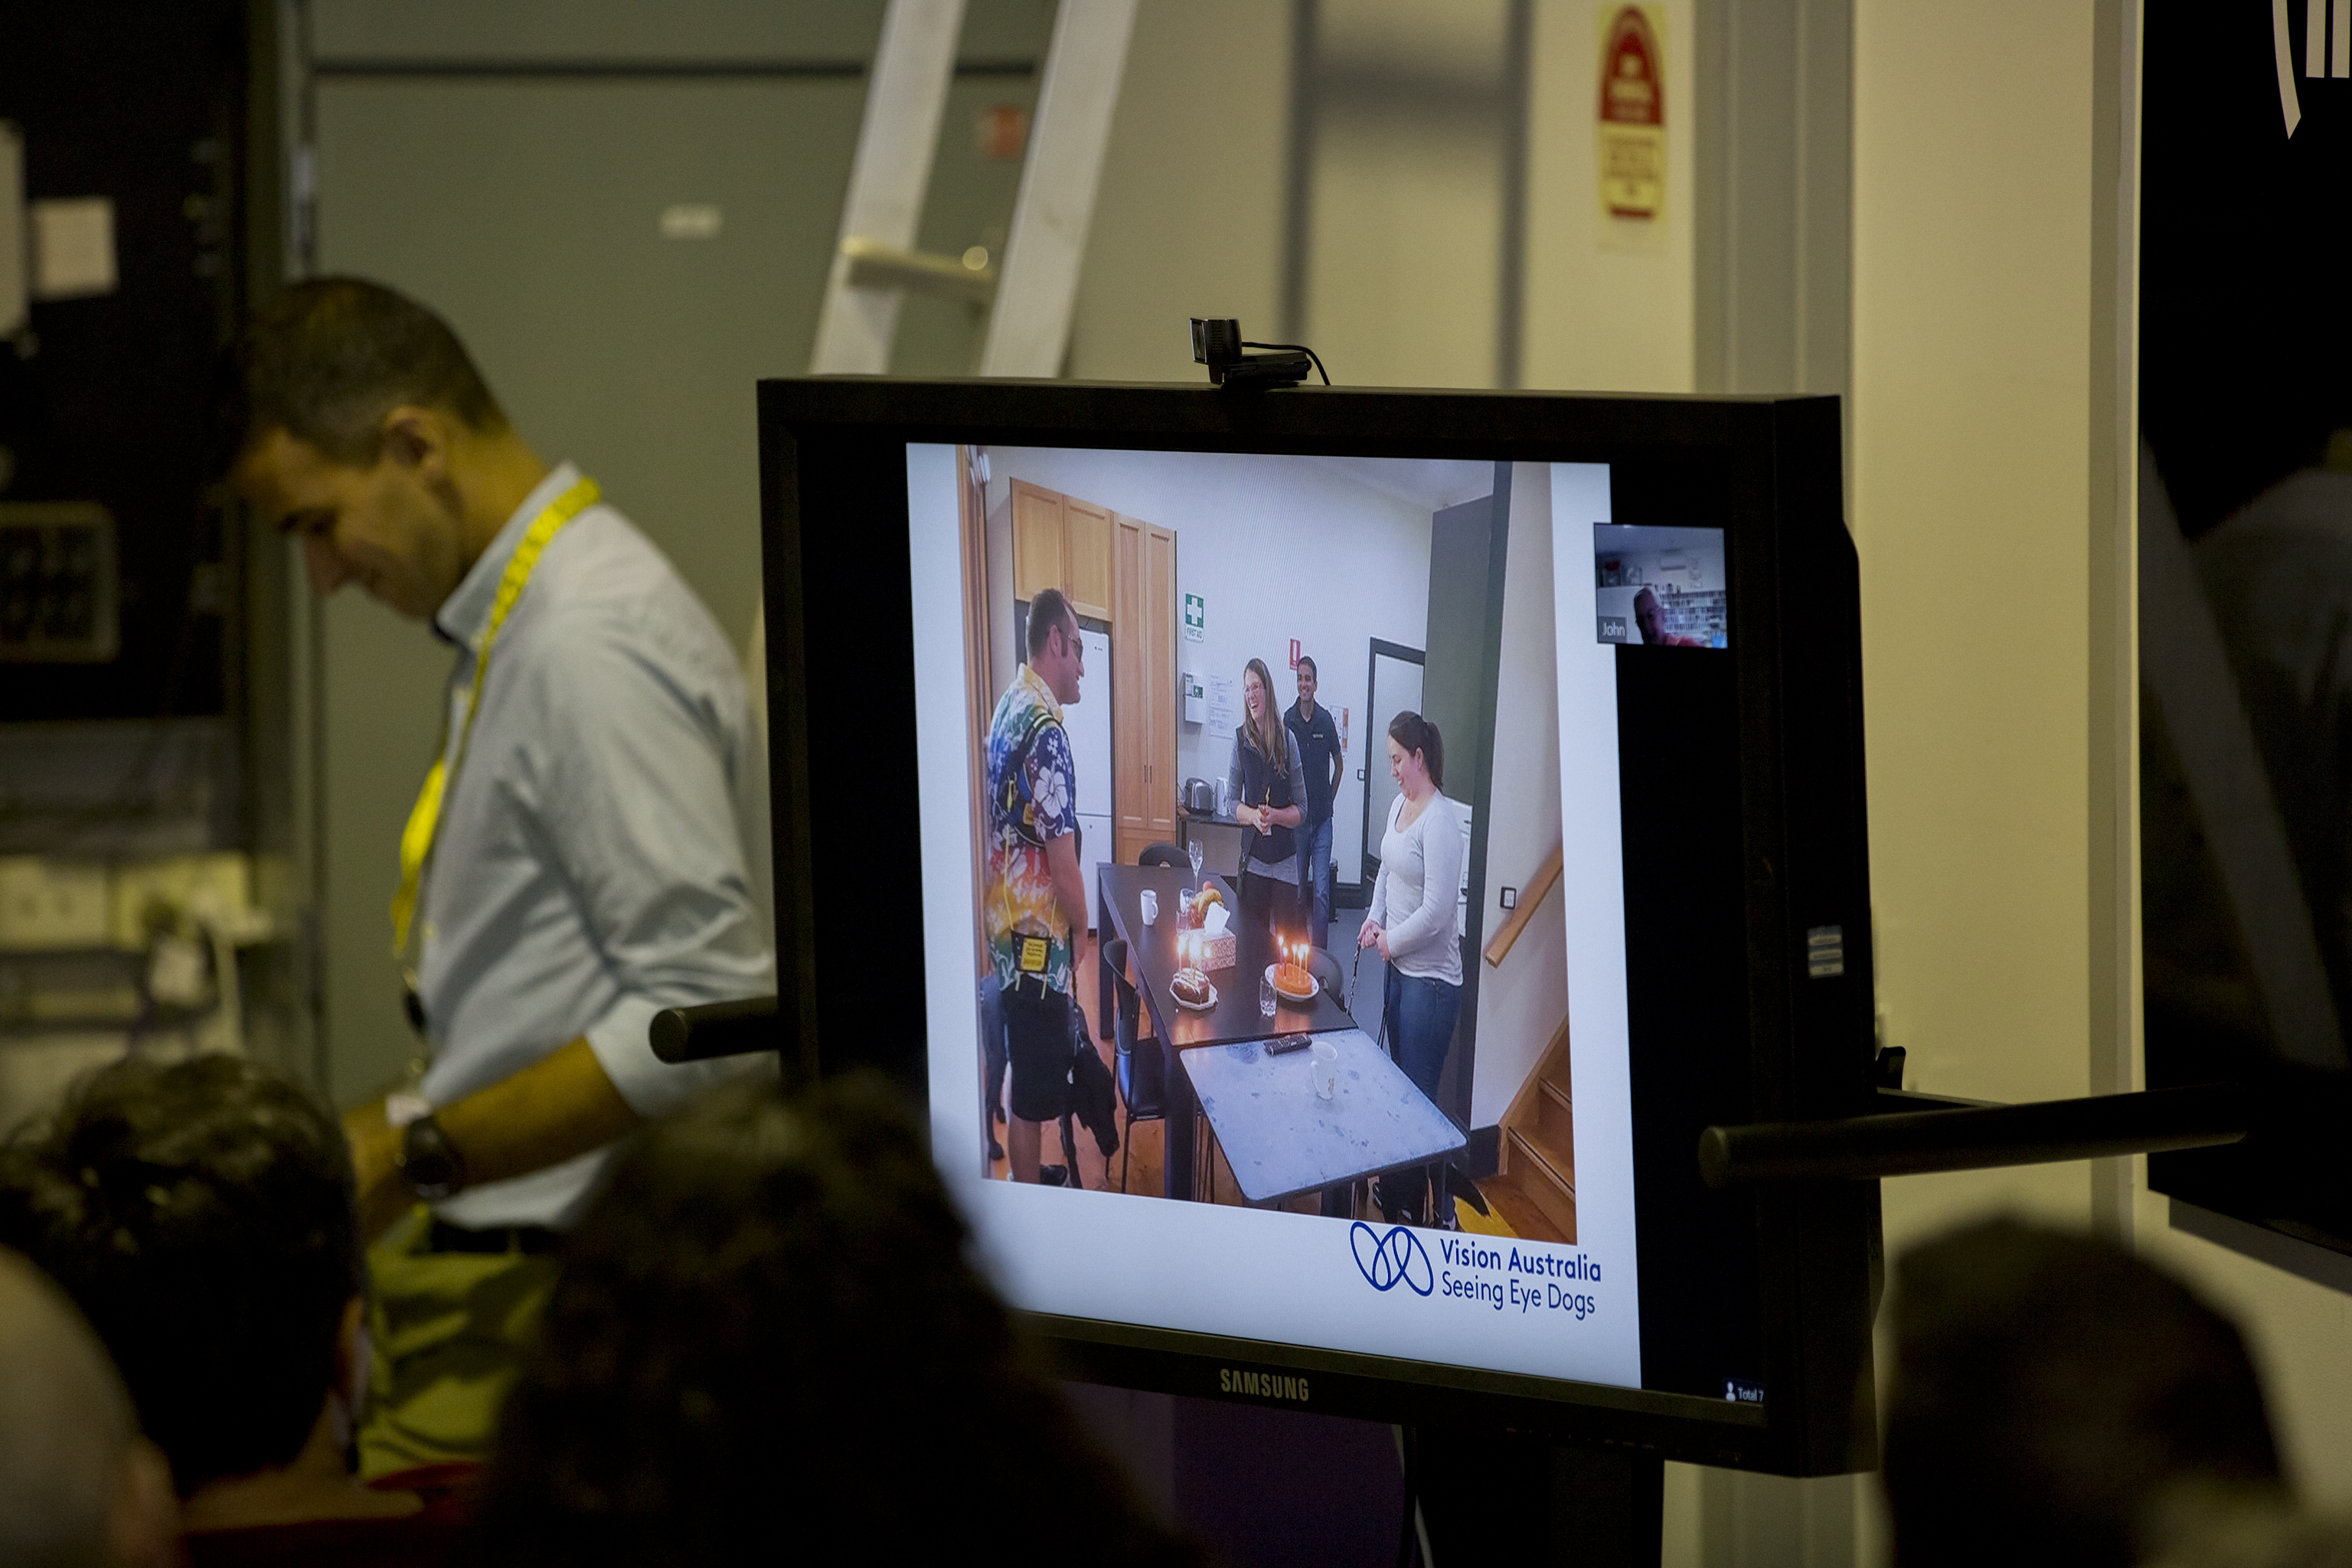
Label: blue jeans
xmin=1384 ymin=964 xmax=1462 ymax=1106
xmin=1303 ymin=816 xmax=1334 ymax=952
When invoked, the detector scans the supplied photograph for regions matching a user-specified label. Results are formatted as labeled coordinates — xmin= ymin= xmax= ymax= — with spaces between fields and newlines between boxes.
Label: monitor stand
xmin=1418 ymin=1431 xmax=1663 ymax=1565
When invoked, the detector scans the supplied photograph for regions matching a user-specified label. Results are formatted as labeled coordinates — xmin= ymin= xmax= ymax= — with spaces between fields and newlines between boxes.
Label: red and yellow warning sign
xmin=1596 ymin=5 xmax=1666 ymax=231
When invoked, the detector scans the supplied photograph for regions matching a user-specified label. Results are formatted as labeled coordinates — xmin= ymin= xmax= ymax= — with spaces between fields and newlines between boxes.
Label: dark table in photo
xmin=1095 ymin=863 xmax=1356 ymax=1201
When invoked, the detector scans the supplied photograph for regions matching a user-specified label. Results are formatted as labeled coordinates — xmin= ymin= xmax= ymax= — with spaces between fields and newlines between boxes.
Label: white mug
xmin=1140 ymin=889 xmax=1158 ymax=925
xmin=1312 ymin=1040 xmax=1340 ymax=1099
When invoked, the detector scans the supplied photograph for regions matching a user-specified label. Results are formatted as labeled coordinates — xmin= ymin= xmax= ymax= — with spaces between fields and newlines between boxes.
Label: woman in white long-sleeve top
xmin=1357 ymin=711 xmax=1464 ymax=1220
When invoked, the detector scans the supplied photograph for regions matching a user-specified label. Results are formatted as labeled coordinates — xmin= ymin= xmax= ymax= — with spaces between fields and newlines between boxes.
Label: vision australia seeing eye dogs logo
xmin=1351 ymin=1221 xmax=1435 ymax=1295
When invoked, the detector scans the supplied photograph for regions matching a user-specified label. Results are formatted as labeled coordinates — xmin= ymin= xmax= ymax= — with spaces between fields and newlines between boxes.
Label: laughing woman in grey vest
xmin=1228 ymin=658 xmax=1309 ymax=941
xmin=1358 ymin=711 xmax=1464 ymax=1223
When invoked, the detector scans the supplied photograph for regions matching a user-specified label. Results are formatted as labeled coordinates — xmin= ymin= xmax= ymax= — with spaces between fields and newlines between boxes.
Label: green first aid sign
xmin=1184 ymin=591 xmax=1206 ymax=641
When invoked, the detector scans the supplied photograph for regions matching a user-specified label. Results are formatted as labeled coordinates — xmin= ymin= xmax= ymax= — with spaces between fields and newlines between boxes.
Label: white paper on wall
xmin=1204 ymin=672 xmax=1238 ymax=735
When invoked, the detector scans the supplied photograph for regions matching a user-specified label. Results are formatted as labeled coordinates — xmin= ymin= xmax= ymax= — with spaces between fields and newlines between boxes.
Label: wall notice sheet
xmin=1205 ymin=673 xmax=1238 ymax=735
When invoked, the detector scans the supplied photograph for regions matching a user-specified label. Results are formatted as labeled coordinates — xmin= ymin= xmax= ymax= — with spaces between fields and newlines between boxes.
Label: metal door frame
xmin=1353 ymin=635 xmax=1423 ymax=906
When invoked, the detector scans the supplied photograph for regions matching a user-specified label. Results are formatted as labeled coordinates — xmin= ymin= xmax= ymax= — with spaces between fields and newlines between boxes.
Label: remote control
xmin=1265 ymin=1034 xmax=1312 ymax=1056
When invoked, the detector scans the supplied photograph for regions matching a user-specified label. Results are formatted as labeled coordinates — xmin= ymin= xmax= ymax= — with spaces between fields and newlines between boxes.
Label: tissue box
xmin=1186 ymin=884 xmax=1238 ymax=971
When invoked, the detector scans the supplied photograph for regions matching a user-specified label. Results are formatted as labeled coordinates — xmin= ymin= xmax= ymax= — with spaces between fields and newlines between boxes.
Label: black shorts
xmin=1002 ymin=977 xmax=1073 ymax=1122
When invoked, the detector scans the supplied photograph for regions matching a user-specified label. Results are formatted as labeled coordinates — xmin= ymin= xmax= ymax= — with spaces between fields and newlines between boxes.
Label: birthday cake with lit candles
xmin=1275 ymin=942 xmax=1315 ymax=1001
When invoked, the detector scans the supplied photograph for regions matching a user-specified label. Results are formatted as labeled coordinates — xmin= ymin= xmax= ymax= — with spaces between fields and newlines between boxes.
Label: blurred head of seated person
xmin=0 ymin=1246 xmax=176 ymax=1568
xmin=0 ymin=1057 xmax=470 ymax=1562
xmin=467 ymin=1071 xmax=1199 ymax=1568
xmin=230 ymin=276 xmax=549 ymax=619
xmin=1883 ymin=1217 xmax=2284 ymax=1568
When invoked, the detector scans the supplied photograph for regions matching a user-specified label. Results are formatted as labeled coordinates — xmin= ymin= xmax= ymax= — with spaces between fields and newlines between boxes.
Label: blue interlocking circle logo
xmin=1351 ymin=1221 xmax=1434 ymax=1295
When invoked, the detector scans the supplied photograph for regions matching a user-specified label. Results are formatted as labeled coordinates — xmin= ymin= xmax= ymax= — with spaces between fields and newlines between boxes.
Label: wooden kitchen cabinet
xmin=1063 ymin=498 xmax=1113 ymax=620
xmin=1010 ymin=480 xmax=1064 ymax=605
xmin=1112 ymin=513 xmax=1178 ymax=864
xmin=1010 ymin=480 xmax=1113 ymax=621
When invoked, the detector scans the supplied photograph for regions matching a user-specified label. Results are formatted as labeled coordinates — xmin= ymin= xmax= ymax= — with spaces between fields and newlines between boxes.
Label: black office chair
xmin=1303 ymin=946 xmax=1349 ymax=1012
xmin=1138 ymin=841 xmax=1184 ymax=868
xmin=1101 ymin=938 xmax=1167 ymax=1194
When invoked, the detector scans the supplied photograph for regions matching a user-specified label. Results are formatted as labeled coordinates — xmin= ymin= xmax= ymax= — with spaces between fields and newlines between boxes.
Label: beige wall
xmin=1853 ymin=0 xmax=2352 ymax=1557
xmin=1524 ymin=0 xmax=1695 ymax=393
xmin=1305 ymin=0 xmax=1510 ymax=387
xmin=1848 ymin=0 xmax=2099 ymax=1554
xmin=1851 ymin=2 xmax=2096 ymax=1165
xmin=1071 ymin=0 xmax=1697 ymax=398
xmin=1066 ymin=0 xmax=1289 ymax=382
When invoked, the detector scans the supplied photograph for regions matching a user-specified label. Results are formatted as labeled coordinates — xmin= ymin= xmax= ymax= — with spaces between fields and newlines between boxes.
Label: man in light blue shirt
xmin=232 ymin=277 xmax=770 ymax=1472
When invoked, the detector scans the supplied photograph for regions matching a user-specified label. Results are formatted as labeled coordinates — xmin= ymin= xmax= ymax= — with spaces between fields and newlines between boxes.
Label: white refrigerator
xmin=1061 ymin=625 xmax=1115 ymax=932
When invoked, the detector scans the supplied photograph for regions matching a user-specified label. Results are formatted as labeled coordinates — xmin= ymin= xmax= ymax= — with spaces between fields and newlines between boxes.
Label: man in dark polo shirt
xmin=1285 ymin=654 xmax=1345 ymax=952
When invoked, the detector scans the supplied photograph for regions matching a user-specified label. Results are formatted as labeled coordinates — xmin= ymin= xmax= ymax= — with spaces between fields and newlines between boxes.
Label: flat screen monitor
xmin=758 ymin=380 xmax=1878 ymax=1475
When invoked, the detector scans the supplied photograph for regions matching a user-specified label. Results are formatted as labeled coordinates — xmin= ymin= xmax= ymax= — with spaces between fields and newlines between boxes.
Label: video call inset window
xmin=1593 ymin=524 xmax=1727 ymax=649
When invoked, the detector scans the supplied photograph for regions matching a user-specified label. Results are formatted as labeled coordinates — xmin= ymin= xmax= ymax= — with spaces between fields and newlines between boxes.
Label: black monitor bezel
xmin=756 ymin=377 xmax=1880 ymax=1476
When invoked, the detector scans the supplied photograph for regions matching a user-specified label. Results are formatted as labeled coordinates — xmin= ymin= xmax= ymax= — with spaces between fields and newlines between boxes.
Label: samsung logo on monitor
xmin=1219 ymin=1367 xmax=1311 ymax=1403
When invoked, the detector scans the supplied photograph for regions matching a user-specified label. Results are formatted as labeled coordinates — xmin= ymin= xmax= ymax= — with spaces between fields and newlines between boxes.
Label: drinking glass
xmin=1187 ymin=838 xmax=1204 ymax=893
xmin=1259 ymin=969 xmax=1277 ymax=1018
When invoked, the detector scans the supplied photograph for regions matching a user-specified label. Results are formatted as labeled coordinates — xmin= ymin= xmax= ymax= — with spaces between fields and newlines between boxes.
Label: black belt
xmin=426 ymin=1219 xmax=564 ymax=1256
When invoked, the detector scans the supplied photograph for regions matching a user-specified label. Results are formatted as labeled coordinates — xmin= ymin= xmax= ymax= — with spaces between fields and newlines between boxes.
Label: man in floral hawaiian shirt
xmin=983 ymin=588 xmax=1090 ymax=1183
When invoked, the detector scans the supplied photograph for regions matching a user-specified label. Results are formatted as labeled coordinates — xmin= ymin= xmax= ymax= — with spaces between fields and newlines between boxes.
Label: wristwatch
xmin=389 ymin=1096 xmax=468 ymax=1202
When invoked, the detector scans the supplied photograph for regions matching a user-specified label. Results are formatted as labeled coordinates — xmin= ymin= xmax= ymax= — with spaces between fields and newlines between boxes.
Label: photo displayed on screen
xmin=905 ymin=444 xmax=1750 ymax=1400
xmin=1593 ymin=524 xmax=1727 ymax=648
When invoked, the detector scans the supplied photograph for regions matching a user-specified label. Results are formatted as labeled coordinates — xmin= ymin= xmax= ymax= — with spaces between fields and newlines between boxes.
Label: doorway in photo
xmin=1358 ymin=639 xmax=1426 ymax=893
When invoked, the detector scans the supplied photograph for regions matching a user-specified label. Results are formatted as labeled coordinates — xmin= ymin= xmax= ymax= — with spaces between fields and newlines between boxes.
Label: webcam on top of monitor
xmin=1188 ymin=316 xmax=1329 ymax=388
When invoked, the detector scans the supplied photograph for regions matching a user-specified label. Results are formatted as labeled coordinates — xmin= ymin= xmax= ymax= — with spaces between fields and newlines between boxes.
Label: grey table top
xmin=1181 ymin=1027 xmax=1466 ymax=1205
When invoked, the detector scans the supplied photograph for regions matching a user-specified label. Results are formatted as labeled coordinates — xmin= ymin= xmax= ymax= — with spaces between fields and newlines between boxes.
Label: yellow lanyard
xmin=390 ymin=475 xmax=601 ymax=960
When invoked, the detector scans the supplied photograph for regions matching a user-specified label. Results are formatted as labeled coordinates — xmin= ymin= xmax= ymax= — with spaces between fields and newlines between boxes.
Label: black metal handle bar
xmin=1697 ymin=1083 xmax=2249 ymax=1187
xmin=650 ymin=995 xmax=781 ymax=1063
